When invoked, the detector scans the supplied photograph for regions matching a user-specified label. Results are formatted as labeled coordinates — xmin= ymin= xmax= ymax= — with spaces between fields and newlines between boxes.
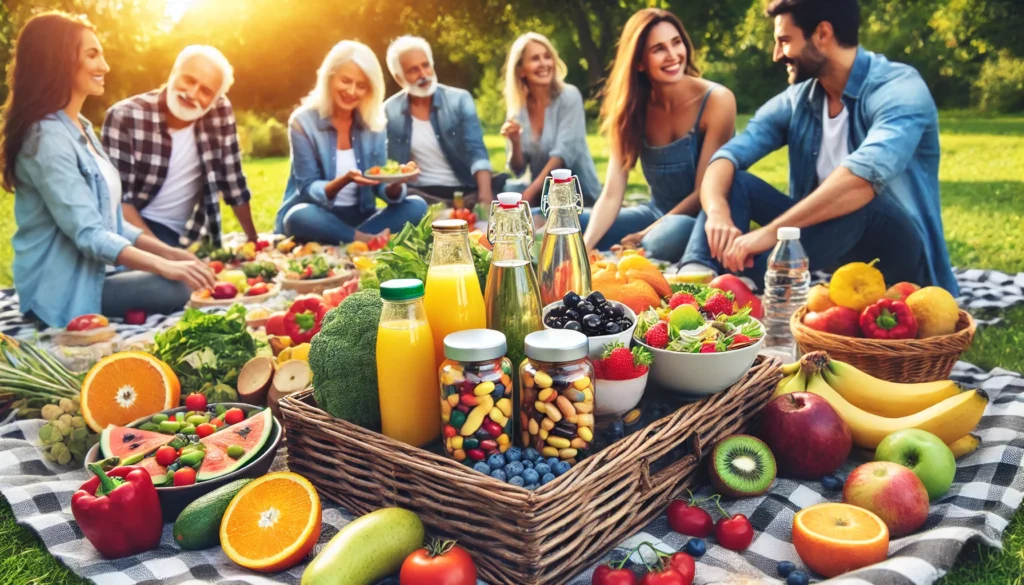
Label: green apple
xmin=669 ymin=304 xmax=704 ymax=331
xmin=875 ymin=429 xmax=956 ymax=500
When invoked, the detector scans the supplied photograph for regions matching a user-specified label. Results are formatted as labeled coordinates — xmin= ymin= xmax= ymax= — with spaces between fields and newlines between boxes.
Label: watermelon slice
xmin=197 ymin=409 xmax=273 ymax=481
xmin=135 ymin=455 xmax=170 ymax=485
xmin=100 ymin=426 xmax=174 ymax=460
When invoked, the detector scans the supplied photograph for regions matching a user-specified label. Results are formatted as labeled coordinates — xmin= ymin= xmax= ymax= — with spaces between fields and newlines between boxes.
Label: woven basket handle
xmin=638 ymin=457 xmax=653 ymax=495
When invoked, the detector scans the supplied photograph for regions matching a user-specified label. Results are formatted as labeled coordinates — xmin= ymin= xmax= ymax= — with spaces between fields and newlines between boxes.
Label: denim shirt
xmin=508 ymin=84 xmax=602 ymax=205
xmin=12 ymin=111 xmax=143 ymax=327
xmin=711 ymin=48 xmax=957 ymax=294
xmin=383 ymin=84 xmax=491 ymax=187
xmin=275 ymin=106 xmax=406 ymax=233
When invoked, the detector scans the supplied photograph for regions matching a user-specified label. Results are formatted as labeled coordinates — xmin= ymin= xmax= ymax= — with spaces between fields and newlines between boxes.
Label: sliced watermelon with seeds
xmin=197 ymin=409 xmax=273 ymax=482
xmin=100 ymin=426 xmax=174 ymax=461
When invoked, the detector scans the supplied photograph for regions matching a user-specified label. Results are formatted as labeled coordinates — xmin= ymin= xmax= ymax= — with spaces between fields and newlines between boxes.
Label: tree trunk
xmin=568 ymin=0 xmax=604 ymax=94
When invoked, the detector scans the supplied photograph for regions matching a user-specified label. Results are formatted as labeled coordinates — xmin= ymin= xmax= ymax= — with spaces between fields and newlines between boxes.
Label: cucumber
xmin=301 ymin=508 xmax=424 ymax=585
xmin=172 ymin=479 xmax=252 ymax=550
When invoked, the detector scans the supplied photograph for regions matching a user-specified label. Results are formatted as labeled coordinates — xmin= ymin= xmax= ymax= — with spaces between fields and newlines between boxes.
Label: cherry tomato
xmin=184 ymin=393 xmax=207 ymax=412
xmin=173 ymin=466 xmax=197 ymax=486
xmin=66 ymin=314 xmax=108 ymax=331
xmin=224 ymin=408 xmax=245 ymax=426
xmin=715 ymin=513 xmax=754 ymax=551
xmin=593 ymin=565 xmax=639 ymax=585
xmin=209 ymin=417 xmax=224 ymax=428
xmin=195 ymin=423 xmax=216 ymax=438
xmin=666 ymin=553 xmax=695 ymax=585
xmin=399 ymin=540 xmax=477 ymax=585
xmin=123 ymin=309 xmax=147 ymax=325
xmin=155 ymin=445 xmax=178 ymax=467
xmin=639 ymin=567 xmax=688 ymax=585
xmin=209 ymin=260 xmax=225 ymax=274
xmin=666 ymin=499 xmax=714 ymax=538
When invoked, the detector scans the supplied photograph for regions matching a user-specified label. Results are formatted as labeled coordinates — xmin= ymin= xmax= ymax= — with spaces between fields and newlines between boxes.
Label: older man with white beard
xmin=383 ymin=36 xmax=504 ymax=208
xmin=102 ymin=45 xmax=259 ymax=248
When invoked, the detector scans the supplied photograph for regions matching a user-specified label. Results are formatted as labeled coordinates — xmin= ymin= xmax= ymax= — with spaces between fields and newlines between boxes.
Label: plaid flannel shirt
xmin=101 ymin=89 xmax=250 ymax=247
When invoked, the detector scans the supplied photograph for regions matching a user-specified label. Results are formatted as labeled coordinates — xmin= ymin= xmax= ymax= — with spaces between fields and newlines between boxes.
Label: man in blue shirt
xmin=383 ymin=36 xmax=505 ymax=209
xmin=677 ymin=0 xmax=958 ymax=294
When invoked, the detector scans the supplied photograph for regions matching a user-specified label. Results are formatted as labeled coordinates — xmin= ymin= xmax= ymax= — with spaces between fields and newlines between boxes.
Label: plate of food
xmin=281 ymin=255 xmax=353 ymax=294
xmin=366 ymin=160 xmax=419 ymax=183
xmin=189 ymin=281 xmax=278 ymax=307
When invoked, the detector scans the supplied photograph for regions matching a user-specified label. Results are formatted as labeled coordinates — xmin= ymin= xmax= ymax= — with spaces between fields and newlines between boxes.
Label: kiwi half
xmin=708 ymin=435 xmax=777 ymax=498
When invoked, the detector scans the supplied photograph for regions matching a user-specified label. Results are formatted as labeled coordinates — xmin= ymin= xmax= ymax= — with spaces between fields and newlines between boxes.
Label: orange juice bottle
xmin=424 ymin=220 xmax=486 ymax=368
xmin=376 ymin=279 xmax=440 ymax=446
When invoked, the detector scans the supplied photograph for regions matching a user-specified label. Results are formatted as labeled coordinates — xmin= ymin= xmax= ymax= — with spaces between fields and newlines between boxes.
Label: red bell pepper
xmin=283 ymin=294 xmax=327 ymax=344
xmin=71 ymin=463 xmax=162 ymax=559
xmin=265 ymin=312 xmax=288 ymax=336
xmin=860 ymin=298 xmax=918 ymax=339
xmin=323 ymin=279 xmax=359 ymax=309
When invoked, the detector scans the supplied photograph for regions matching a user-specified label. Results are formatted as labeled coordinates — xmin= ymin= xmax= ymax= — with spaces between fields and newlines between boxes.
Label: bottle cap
xmin=432 ymin=219 xmax=468 ymax=232
xmin=551 ymin=169 xmax=572 ymax=182
xmin=444 ymin=329 xmax=508 ymax=362
xmin=379 ymin=278 xmax=425 ymax=301
xmin=524 ymin=329 xmax=589 ymax=362
xmin=497 ymin=192 xmax=522 ymax=208
xmin=777 ymin=227 xmax=800 ymax=240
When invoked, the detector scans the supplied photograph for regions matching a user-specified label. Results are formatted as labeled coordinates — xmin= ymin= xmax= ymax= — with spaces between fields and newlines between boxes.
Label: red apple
xmin=803 ymin=306 xmax=861 ymax=337
xmin=885 ymin=282 xmax=921 ymax=302
xmin=710 ymin=274 xmax=764 ymax=318
xmin=843 ymin=461 xmax=930 ymax=537
xmin=756 ymin=392 xmax=852 ymax=479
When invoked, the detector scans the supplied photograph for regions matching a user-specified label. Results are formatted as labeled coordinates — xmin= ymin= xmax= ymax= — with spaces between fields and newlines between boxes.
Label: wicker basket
xmin=279 ymin=358 xmax=781 ymax=585
xmin=791 ymin=306 xmax=975 ymax=383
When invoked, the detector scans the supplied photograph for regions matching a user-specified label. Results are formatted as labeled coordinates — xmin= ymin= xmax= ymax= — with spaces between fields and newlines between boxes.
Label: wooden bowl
xmin=280 ymin=271 xmax=355 ymax=295
xmin=188 ymin=287 xmax=278 ymax=308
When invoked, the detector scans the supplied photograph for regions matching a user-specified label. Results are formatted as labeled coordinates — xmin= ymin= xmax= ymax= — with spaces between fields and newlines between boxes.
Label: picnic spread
xmin=2 ymin=207 xmax=1024 ymax=585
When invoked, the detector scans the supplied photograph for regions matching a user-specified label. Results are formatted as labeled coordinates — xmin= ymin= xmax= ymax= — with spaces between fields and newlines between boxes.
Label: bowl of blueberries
xmin=543 ymin=291 xmax=637 ymax=361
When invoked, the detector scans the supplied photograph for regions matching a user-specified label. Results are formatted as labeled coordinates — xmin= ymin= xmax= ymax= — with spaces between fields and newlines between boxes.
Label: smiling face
xmin=638 ymin=21 xmax=688 ymax=85
xmin=167 ymin=55 xmax=224 ymax=122
xmin=518 ymin=40 xmax=555 ymax=88
xmin=398 ymin=49 xmax=437 ymax=98
xmin=773 ymin=14 xmax=828 ymax=84
xmin=73 ymin=30 xmax=109 ymax=98
xmin=331 ymin=60 xmax=370 ymax=114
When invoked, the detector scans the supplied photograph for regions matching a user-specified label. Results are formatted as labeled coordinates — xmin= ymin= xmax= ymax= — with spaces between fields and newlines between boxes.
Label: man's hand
xmin=722 ymin=227 xmax=776 ymax=273
xmin=705 ymin=212 xmax=742 ymax=262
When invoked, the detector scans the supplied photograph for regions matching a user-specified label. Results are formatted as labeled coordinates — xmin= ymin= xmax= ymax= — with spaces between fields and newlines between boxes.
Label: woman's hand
xmin=705 ymin=212 xmax=742 ymax=263
xmin=500 ymin=119 xmax=522 ymax=144
xmin=164 ymin=246 xmax=200 ymax=263
xmin=343 ymin=169 xmax=380 ymax=186
xmin=160 ymin=260 xmax=217 ymax=291
xmin=620 ymin=231 xmax=645 ymax=249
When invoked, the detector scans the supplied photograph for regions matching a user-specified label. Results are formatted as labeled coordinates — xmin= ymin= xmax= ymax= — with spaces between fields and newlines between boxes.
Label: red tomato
xmin=123 ymin=309 xmax=147 ymax=325
xmin=255 ymin=239 xmax=272 ymax=251
xmin=173 ymin=467 xmax=197 ymax=486
xmin=666 ymin=500 xmax=714 ymax=538
xmin=66 ymin=314 xmax=108 ymax=331
xmin=209 ymin=260 xmax=225 ymax=274
xmin=638 ymin=567 xmax=688 ymax=585
xmin=209 ymin=417 xmax=224 ymax=428
xmin=224 ymin=408 xmax=245 ymax=426
xmin=666 ymin=553 xmax=695 ymax=585
xmin=247 ymin=283 xmax=269 ymax=297
xmin=184 ymin=393 xmax=207 ymax=412
xmin=399 ymin=540 xmax=477 ymax=585
xmin=593 ymin=565 xmax=639 ymax=585
xmin=195 ymin=423 xmax=216 ymax=438
xmin=715 ymin=514 xmax=754 ymax=551
xmin=155 ymin=446 xmax=178 ymax=467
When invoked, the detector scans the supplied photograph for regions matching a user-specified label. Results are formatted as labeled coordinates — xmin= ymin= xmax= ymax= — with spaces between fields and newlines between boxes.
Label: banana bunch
xmin=775 ymin=352 xmax=987 ymax=454
xmin=37 ymin=397 xmax=97 ymax=466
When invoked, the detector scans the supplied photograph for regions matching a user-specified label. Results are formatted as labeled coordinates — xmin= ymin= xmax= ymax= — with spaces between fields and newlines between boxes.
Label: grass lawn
xmin=1 ymin=113 xmax=1023 ymax=584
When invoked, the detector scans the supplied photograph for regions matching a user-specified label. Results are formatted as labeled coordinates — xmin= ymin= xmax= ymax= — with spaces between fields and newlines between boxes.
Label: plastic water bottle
xmin=762 ymin=227 xmax=810 ymax=361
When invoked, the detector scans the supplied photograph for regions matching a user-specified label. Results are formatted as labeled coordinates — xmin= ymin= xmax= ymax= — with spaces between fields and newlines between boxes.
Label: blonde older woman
xmin=275 ymin=40 xmax=427 ymax=243
xmin=501 ymin=32 xmax=600 ymax=205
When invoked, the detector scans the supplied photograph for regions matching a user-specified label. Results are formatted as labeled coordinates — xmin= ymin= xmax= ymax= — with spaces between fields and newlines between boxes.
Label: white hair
xmin=172 ymin=45 xmax=235 ymax=96
xmin=503 ymin=32 xmax=567 ymax=119
xmin=386 ymin=36 xmax=434 ymax=83
xmin=302 ymin=40 xmax=386 ymax=132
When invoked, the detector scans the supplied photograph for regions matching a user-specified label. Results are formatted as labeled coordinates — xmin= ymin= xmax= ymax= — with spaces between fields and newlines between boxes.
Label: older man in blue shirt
xmin=677 ymin=0 xmax=958 ymax=294
xmin=383 ymin=36 xmax=505 ymax=209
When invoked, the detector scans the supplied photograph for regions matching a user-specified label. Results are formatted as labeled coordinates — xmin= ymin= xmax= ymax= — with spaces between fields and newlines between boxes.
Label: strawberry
xmin=644 ymin=322 xmax=670 ymax=349
xmin=699 ymin=342 xmax=718 ymax=353
xmin=599 ymin=342 xmax=636 ymax=380
xmin=669 ymin=292 xmax=698 ymax=309
xmin=703 ymin=292 xmax=734 ymax=316
xmin=631 ymin=346 xmax=653 ymax=376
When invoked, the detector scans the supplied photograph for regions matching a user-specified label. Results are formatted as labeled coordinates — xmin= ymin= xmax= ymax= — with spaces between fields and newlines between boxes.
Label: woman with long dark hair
xmin=580 ymin=8 xmax=737 ymax=263
xmin=0 ymin=12 xmax=214 ymax=327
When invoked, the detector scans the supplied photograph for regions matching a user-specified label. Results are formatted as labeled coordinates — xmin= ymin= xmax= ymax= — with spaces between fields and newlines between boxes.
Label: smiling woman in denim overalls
xmin=581 ymin=8 xmax=737 ymax=263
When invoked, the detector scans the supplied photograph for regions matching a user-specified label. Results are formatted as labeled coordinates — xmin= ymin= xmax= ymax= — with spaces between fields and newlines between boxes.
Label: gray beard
xmin=406 ymin=77 xmax=438 ymax=98
xmin=166 ymin=89 xmax=214 ymax=122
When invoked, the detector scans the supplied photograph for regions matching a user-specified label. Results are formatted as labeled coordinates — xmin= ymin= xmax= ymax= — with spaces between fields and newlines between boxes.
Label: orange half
xmin=219 ymin=472 xmax=322 ymax=572
xmin=80 ymin=352 xmax=181 ymax=433
xmin=793 ymin=503 xmax=889 ymax=577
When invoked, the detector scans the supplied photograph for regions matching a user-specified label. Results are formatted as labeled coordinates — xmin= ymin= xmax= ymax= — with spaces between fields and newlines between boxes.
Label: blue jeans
xmin=282 ymin=196 xmax=429 ymax=243
xmin=680 ymin=171 xmax=927 ymax=285
xmin=143 ymin=218 xmax=184 ymax=248
xmin=101 ymin=271 xmax=191 ymax=319
xmin=580 ymin=203 xmax=696 ymax=262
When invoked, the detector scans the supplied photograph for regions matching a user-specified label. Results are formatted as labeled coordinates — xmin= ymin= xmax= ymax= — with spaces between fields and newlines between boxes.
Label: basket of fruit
xmin=790 ymin=261 xmax=975 ymax=383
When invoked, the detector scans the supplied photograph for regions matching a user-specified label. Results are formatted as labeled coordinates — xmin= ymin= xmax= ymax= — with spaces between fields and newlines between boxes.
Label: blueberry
xmin=508 ymin=475 xmax=525 ymax=487
xmin=786 ymin=570 xmax=809 ymax=585
xmin=609 ymin=420 xmax=625 ymax=440
xmin=618 ymin=318 xmax=634 ymax=330
xmin=563 ymin=291 xmax=581 ymax=308
xmin=577 ymin=301 xmax=595 ymax=316
xmin=546 ymin=457 xmax=561 ymax=468
xmin=777 ymin=561 xmax=796 ymax=577
xmin=487 ymin=454 xmax=506 ymax=469
xmin=490 ymin=469 xmax=507 ymax=482
xmin=582 ymin=314 xmax=602 ymax=329
xmin=604 ymin=303 xmax=624 ymax=319
xmin=564 ymin=320 xmax=582 ymax=332
xmin=504 ymin=461 xmax=525 ymax=477
xmin=544 ymin=315 xmax=559 ymax=327
xmin=552 ymin=461 xmax=572 ymax=476
xmin=472 ymin=462 xmax=491 ymax=475
xmin=524 ymin=448 xmax=540 ymax=462
xmin=550 ymin=318 xmax=566 ymax=329
xmin=505 ymin=447 xmax=523 ymax=462
xmin=522 ymin=460 xmax=534 ymax=469
xmin=541 ymin=472 xmax=556 ymax=485
xmin=820 ymin=475 xmax=843 ymax=491
xmin=587 ymin=291 xmax=606 ymax=305
xmin=684 ymin=538 xmax=707 ymax=557
xmin=524 ymin=467 xmax=540 ymax=485
xmin=535 ymin=463 xmax=552 ymax=476
xmin=604 ymin=321 xmax=623 ymax=335
xmin=564 ymin=309 xmax=580 ymax=322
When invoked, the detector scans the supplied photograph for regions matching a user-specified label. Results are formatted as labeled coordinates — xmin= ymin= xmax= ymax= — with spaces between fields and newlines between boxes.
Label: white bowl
xmin=635 ymin=320 xmax=765 ymax=397
xmin=542 ymin=300 xmax=637 ymax=362
xmin=594 ymin=372 xmax=648 ymax=417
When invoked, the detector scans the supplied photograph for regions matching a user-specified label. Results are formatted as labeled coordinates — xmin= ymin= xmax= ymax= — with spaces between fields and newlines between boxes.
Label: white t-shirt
xmin=816 ymin=99 xmax=850 ymax=184
xmin=409 ymin=117 xmax=461 ymax=187
xmin=140 ymin=125 xmax=204 ymax=235
xmin=90 ymin=149 xmax=123 ymax=273
xmin=333 ymin=149 xmax=360 ymax=207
